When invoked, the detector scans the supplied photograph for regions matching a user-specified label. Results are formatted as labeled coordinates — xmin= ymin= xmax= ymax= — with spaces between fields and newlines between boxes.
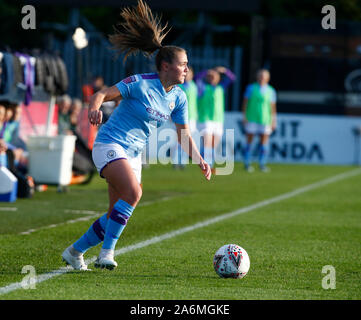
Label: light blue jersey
xmin=95 ymin=73 xmax=188 ymax=157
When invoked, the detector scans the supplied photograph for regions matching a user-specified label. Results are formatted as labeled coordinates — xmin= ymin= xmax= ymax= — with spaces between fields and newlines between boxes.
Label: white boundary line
xmin=0 ymin=207 xmax=17 ymax=212
xmin=18 ymin=195 xmax=181 ymax=235
xmin=19 ymin=214 xmax=102 ymax=235
xmin=1 ymin=168 xmax=360 ymax=296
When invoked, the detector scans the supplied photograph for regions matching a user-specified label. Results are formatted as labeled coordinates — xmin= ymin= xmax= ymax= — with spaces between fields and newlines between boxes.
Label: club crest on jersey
xmin=106 ymin=150 xmax=116 ymax=159
xmin=169 ymin=101 xmax=175 ymax=111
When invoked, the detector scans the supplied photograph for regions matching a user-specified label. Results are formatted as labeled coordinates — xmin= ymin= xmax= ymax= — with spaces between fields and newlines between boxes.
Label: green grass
xmin=0 ymin=163 xmax=360 ymax=299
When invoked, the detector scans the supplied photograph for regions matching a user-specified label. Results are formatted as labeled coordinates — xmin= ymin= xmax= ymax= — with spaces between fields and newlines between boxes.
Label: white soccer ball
xmin=213 ymin=244 xmax=250 ymax=279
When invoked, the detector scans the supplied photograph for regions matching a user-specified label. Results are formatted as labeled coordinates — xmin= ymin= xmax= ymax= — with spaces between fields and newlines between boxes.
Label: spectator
xmin=0 ymin=103 xmax=7 ymax=167
xmin=0 ymin=103 xmax=6 ymax=135
xmin=0 ymin=138 xmax=8 ymax=167
xmin=242 ymin=69 xmax=277 ymax=172
xmin=57 ymin=94 xmax=72 ymax=135
xmin=6 ymin=103 xmax=27 ymax=150
xmin=67 ymin=98 xmax=96 ymax=185
xmin=1 ymin=104 xmax=27 ymax=171
xmin=92 ymin=76 xmax=107 ymax=93
xmin=0 ymin=102 xmax=14 ymax=143
xmin=69 ymin=98 xmax=83 ymax=134
xmin=55 ymin=95 xmax=93 ymax=184
xmin=82 ymin=76 xmax=107 ymax=103
xmin=0 ymin=102 xmax=34 ymax=197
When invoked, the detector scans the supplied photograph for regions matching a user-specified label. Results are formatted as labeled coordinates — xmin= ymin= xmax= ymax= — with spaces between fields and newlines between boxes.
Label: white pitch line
xmin=0 ymin=207 xmax=17 ymax=212
xmin=64 ymin=209 xmax=100 ymax=215
xmin=64 ymin=196 xmax=180 ymax=215
xmin=137 ymin=195 xmax=181 ymax=207
xmin=18 ymin=195 xmax=182 ymax=235
xmin=19 ymin=214 xmax=102 ymax=235
xmin=1 ymin=168 xmax=360 ymax=296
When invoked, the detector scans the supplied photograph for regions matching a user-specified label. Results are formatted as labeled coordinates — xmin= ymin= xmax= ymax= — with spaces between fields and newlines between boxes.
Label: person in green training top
xmin=195 ymin=66 xmax=236 ymax=172
xmin=242 ymin=69 xmax=277 ymax=172
xmin=171 ymin=66 xmax=198 ymax=169
xmin=179 ymin=66 xmax=198 ymax=134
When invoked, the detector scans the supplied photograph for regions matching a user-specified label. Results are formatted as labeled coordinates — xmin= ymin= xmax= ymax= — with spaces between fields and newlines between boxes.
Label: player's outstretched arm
xmin=88 ymin=85 xmax=123 ymax=126
xmin=175 ymin=123 xmax=211 ymax=181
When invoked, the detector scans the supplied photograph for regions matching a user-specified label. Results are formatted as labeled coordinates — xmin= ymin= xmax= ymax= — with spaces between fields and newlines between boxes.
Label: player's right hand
xmin=199 ymin=160 xmax=212 ymax=181
xmin=88 ymin=109 xmax=103 ymax=126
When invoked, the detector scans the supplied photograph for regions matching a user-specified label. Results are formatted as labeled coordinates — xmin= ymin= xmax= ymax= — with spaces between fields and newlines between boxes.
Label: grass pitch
xmin=0 ymin=163 xmax=360 ymax=300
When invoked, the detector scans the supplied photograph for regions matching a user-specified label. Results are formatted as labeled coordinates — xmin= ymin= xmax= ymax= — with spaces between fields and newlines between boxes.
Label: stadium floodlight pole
xmin=45 ymin=95 xmax=56 ymax=136
xmin=72 ymin=27 xmax=88 ymax=99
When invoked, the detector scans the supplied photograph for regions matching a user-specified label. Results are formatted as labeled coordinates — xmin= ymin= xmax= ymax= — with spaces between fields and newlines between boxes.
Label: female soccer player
xmin=195 ymin=66 xmax=236 ymax=172
xmin=62 ymin=0 xmax=211 ymax=271
xmin=242 ymin=69 xmax=277 ymax=172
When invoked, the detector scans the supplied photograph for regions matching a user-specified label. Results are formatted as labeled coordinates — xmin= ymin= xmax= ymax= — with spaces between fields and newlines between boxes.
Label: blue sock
xmin=102 ymin=199 xmax=134 ymax=250
xmin=259 ymin=144 xmax=268 ymax=168
xmin=243 ymin=144 xmax=251 ymax=167
xmin=73 ymin=213 xmax=108 ymax=253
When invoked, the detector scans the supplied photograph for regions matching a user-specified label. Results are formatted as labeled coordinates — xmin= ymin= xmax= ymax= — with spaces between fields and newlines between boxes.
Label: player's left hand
xmin=88 ymin=109 xmax=103 ymax=126
xmin=199 ymin=160 xmax=212 ymax=181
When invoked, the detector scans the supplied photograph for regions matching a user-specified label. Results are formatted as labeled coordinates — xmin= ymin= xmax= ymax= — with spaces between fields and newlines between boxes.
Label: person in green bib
xmin=171 ymin=67 xmax=198 ymax=168
xmin=195 ymin=66 xmax=236 ymax=172
xmin=179 ymin=67 xmax=198 ymax=134
xmin=242 ymin=69 xmax=277 ymax=172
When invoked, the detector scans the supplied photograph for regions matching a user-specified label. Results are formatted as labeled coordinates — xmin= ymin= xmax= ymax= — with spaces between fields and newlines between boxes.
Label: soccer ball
xmin=213 ymin=244 xmax=250 ymax=279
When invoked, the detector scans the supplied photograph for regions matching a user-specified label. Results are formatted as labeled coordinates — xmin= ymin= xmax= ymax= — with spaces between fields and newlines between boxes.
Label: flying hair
xmin=109 ymin=0 xmax=170 ymax=62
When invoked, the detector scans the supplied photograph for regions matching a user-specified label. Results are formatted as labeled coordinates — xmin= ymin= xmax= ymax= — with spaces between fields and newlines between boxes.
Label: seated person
xmin=69 ymin=98 xmax=83 ymax=134
xmin=0 ymin=103 xmax=28 ymax=173
xmin=57 ymin=95 xmax=72 ymax=135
